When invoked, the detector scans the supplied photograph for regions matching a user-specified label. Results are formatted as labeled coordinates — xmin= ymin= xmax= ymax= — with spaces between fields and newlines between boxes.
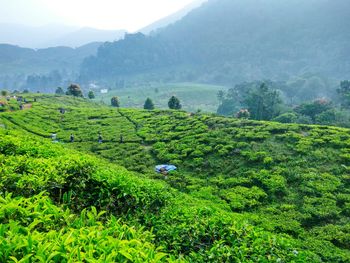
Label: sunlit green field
xmin=1 ymin=94 xmax=349 ymax=262
xmin=94 ymin=83 xmax=227 ymax=113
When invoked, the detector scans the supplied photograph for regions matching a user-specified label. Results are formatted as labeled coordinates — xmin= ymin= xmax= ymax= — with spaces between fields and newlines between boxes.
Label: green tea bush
xmin=1 ymin=94 xmax=350 ymax=262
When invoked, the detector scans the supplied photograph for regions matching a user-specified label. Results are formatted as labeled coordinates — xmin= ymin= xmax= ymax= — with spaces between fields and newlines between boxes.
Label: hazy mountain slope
xmin=0 ymin=23 xmax=125 ymax=48
xmin=81 ymin=0 xmax=350 ymax=84
xmin=0 ymin=23 xmax=78 ymax=48
xmin=0 ymin=43 xmax=101 ymax=75
xmin=46 ymin=27 xmax=126 ymax=48
xmin=139 ymin=0 xmax=207 ymax=35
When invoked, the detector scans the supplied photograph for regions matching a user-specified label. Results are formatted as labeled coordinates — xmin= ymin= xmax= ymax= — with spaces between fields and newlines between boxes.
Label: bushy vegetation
xmin=218 ymin=80 xmax=350 ymax=128
xmin=1 ymin=94 xmax=349 ymax=262
xmin=111 ymin=96 xmax=120 ymax=107
xmin=144 ymin=97 xmax=155 ymax=110
xmin=66 ymin=84 xmax=83 ymax=97
xmin=168 ymin=96 xmax=182 ymax=110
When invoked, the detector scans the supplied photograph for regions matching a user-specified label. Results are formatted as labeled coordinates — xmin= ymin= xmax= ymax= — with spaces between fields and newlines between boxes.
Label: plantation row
xmin=0 ymin=128 xmax=315 ymax=262
xmin=0 ymin=94 xmax=349 ymax=261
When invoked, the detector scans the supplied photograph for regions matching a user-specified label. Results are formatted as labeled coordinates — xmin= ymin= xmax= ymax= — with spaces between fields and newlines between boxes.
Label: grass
xmin=94 ymin=82 xmax=227 ymax=113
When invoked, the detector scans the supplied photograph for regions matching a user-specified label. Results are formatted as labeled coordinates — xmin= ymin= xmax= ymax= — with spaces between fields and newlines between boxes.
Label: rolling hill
xmin=81 ymin=0 xmax=350 ymax=85
xmin=0 ymin=23 xmax=125 ymax=48
xmin=0 ymin=42 xmax=101 ymax=75
xmin=139 ymin=0 xmax=208 ymax=35
xmin=0 ymin=94 xmax=349 ymax=262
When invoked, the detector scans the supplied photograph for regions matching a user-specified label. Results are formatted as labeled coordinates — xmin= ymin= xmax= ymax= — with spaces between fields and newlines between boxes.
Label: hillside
xmin=0 ymin=23 xmax=125 ymax=48
xmin=139 ymin=0 xmax=208 ymax=35
xmin=96 ymin=83 xmax=226 ymax=112
xmin=0 ymin=94 xmax=349 ymax=262
xmin=0 ymin=43 xmax=101 ymax=76
xmin=81 ymin=0 xmax=350 ymax=84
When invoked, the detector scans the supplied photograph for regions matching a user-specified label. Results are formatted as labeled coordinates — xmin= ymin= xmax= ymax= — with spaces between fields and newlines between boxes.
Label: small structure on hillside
xmin=155 ymin=164 xmax=177 ymax=179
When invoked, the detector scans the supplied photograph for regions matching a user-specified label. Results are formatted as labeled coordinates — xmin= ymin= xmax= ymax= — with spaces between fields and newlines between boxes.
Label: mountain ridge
xmin=81 ymin=0 xmax=350 ymax=85
xmin=0 ymin=23 xmax=125 ymax=48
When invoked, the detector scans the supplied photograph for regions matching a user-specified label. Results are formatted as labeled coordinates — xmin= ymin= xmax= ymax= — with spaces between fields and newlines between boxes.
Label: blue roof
xmin=155 ymin=164 xmax=177 ymax=173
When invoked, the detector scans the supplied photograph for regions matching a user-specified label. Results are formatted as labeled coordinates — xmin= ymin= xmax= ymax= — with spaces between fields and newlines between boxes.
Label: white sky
xmin=0 ymin=0 xmax=197 ymax=31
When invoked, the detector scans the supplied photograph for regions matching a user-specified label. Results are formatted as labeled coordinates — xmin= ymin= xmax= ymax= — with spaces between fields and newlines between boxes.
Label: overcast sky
xmin=0 ymin=0 xmax=198 ymax=31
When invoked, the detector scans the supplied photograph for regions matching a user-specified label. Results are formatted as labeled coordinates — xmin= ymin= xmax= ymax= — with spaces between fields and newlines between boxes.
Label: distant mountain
xmin=0 ymin=23 xmax=78 ymax=48
xmin=139 ymin=0 xmax=208 ymax=35
xmin=46 ymin=27 xmax=126 ymax=48
xmin=0 ymin=42 xmax=101 ymax=75
xmin=0 ymin=23 xmax=125 ymax=48
xmin=81 ymin=0 xmax=350 ymax=85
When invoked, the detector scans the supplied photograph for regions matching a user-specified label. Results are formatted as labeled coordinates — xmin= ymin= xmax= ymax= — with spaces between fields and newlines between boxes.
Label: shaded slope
xmin=81 ymin=0 xmax=350 ymax=83
xmin=0 ymin=43 xmax=101 ymax=75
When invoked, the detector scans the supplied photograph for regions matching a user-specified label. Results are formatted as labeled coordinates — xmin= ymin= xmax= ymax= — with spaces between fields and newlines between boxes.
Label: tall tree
xmin=168 ymin=96 xmax=182 ymax=110
xmin=295 ymin=99 xmax=332 ymax=122
xmin=243 ymin=83 xmax=282 ymax=121
xmin=55 ymin=87 xmax=64 ymax=95
xmin=144 ymin=98 xmax=155 ymax=110
xmin=88 ymin=91 xmax=95 ymax=99
xmin=217 ymin=90 xmax=225 ymax=102
xmin=337 ymin=80 xmax=350 ymax=108
xmin=66 ymin=84 xmax=83 ymax=97
xmin=111 ymin=96 xmax=120 ymax=107
xmin=1 ymin=90 xmax=9 ymax=96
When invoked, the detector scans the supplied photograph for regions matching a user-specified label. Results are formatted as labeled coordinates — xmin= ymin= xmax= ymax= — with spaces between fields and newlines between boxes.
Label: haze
xmin=0 ymin=0 xmax=197 ymax=31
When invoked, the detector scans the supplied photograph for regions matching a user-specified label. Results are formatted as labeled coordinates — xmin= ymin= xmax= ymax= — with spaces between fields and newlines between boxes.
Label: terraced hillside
xmin=1 ymin=94 xmax=349 ymax=262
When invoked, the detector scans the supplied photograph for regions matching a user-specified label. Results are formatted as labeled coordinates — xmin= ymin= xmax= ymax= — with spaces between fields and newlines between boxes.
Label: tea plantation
xmin=0 ymin=94 xmax=349 ymax=262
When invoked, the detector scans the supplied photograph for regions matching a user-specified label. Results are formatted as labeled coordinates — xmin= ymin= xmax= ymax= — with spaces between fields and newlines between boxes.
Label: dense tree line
xmin=218 ymin=80 xmax=350 ymax=127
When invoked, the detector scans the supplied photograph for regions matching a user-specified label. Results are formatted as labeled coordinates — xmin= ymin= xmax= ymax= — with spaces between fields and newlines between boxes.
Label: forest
xmin=217 ymin=79 xmax=350 ymax=127
xmin=81 ymin=0 xmax=350 ymax=85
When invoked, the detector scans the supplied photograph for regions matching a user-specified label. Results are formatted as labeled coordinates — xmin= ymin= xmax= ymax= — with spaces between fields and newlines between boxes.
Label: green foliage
xmin=55 ymin=87 xmax=64 ymax=95
xmin=236 ymin=109 xmax=250 ymax=119
xmin=0 ymin=193 xmax=171 ymax=263
xmin=295 ymin=99 xmax=332 ymax=121
xmin=88 ymin=90 xmax=95 ymax=99
xmin=1 ymin=94 xmax=350 ymax=262
xmin=111 ymin=96 xmax=120 ymax=107
xmin=144 ymin=97 xmax=155 ymax=110
xmin=337 ymin=80 xmax=350 ymax=108
xmin=1 ymin=90 xmax=9 ymax=96
xmin=221 ymin=186 xmax=267 ymax=210
xmin=273 ymin=112 xmax=298 ymax=123
xmin=168 ymin=96 xmax=182 ymax=110
xmin=243 ymin=83 xmax=282 ymax=120
xmin=218 ymin=81 xmax=283 ymax=120
xmin=66 ymin=84 xmax=83 ymax=97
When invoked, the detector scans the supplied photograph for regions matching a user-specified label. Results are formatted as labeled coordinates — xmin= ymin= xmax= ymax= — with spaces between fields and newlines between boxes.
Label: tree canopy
xmin=66 ymin=84 xmax=83 ymax=97
xmin=111 ymin=96 xmax=120 ymax=107
xmin=55 ymin=87 xmax=64 ymax=95
xmin=168 ymin=96 xmax=182 ymax=110
xmin=144 ymin=98 xmax=155 ymax=110
xmin=88 ymin=91 xmax=95 ymax=99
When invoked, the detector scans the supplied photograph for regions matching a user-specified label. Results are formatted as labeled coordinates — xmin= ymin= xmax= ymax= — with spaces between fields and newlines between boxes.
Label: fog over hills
xmin=139 ymin=0 xmax=208 ymax=35
xmin=0 ymin=42 xmax=101 ymax=75
xmin=0 ymin=23 xmax=125 ymax=48
xmin=81 ymin=0 xmax=350 ymax=84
